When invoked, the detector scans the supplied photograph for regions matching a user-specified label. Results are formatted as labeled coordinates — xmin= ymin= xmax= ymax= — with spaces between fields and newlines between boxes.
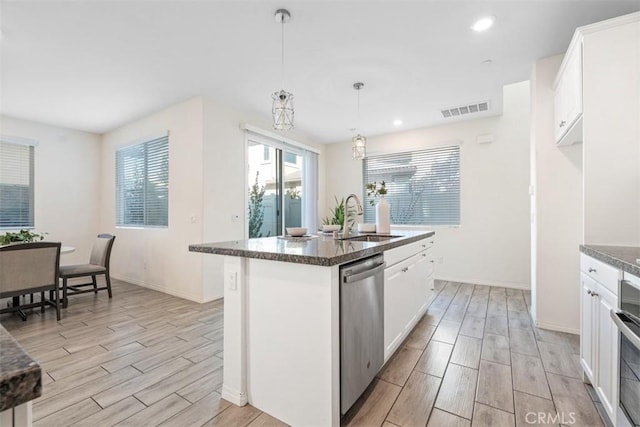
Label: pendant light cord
xmin=357 ymin=88 xmax=361 ymax=133
xmin=281 ymin=17 xmax=285 ymax=90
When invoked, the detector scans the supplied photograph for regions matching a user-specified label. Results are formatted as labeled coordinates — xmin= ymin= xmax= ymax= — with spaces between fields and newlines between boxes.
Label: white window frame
xmin=363 ymin=144 xmax=461 ymax=227
xmin=0 ymin=136 xmax=37 ymax=230
xmin=242 ymin=124 xmax=319 ymax=238
xmin=115 ymin=133 xmax=169 ymax=228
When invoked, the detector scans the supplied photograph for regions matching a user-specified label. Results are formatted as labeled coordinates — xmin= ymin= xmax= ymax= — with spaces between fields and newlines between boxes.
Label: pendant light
xmin=272 ymin=9 xmax=294 ymax=131
xmin=352 ymin=82 xmax=366 ymax=160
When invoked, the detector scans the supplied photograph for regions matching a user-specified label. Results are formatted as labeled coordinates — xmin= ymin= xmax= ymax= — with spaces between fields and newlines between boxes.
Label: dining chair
xmin=59 ymin=234 xmax=115 ymax=308
xmin=0 ymin=242 xmax=62 ymax=321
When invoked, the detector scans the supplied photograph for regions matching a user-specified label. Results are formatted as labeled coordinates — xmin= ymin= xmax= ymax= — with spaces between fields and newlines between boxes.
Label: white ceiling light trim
xmin=471 ymin=16 xmax=495 ymax=32
xmin=272 ymin=8 xmax=294 ymax=131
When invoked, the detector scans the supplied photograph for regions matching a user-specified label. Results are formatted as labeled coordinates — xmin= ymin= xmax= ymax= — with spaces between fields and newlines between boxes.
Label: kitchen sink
xmin=341 ymin=235 xmax=403 ymax=242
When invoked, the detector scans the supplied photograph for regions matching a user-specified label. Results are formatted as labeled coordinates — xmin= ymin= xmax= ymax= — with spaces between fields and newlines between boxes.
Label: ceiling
xmin=1 ymin=1 xmax=638 ymax=143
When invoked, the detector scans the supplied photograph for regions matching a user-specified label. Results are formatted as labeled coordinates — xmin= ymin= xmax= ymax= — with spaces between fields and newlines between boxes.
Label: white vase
xmin=375 ymin=197 xmax=391 ymax=234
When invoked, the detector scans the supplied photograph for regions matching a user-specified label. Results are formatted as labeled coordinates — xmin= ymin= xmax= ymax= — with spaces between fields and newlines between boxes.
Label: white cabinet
xmin=596 ymin=284 xmax=617 ymax=418
xmin=383 ymin=238 xmax=435 ymax=361
xmin=580 ymin=254 xmax=620 ymax=425
xmin=580 ymin=272 xmax=597 ymax=382
xmin=554 ymin=41 xmax=583 ymax=145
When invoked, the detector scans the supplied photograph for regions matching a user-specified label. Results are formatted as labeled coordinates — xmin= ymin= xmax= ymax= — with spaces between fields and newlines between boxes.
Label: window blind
xmin=116 ymin=135 xmax=169 ymax=227
xmin=363 ymin=146 xmax=460 ymax=226
xmin=0 ymin=141 xmax=34 ymax=228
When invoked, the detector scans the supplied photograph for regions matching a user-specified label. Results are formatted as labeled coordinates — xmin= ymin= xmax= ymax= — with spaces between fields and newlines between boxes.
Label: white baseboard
xmin=221 ymin=385 xmax=247 ymax=406
xmin=435 ymin=275 xmax=530 ymax=290
xmin=111 ymin=273 xmax=205 ymax=303
xmin=534 ymin=320 xmax=580 ymax=335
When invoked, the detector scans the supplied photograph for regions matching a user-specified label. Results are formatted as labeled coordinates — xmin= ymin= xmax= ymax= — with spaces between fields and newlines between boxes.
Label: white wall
xmin=0 ymin=115 xmax=101 ymax=265
xmin=583 ymin=20 xmax=640 ymax=245
xmin=530 ymin=55 xmax=583 ymax=333
xmin=100 ymin=97 xmax=205 ymax=302
xmin=201 ymin=97 xmax=326 ymax=300
xmin=325 ymin=81 xmax=532 ymax=289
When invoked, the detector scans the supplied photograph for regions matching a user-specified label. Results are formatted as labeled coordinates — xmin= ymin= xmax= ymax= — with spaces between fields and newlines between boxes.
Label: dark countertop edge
xmin=189 ymin=231 xmax=435 ymax=266
xmin=580 ymin=245 xmax=640 ymax=277
xmin=0 ymin=326 xmax=42 ymax=411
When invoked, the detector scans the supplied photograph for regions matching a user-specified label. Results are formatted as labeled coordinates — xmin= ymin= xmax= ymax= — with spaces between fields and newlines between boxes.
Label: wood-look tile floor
xmin=1 ymin=279 xmax=605 ymax=427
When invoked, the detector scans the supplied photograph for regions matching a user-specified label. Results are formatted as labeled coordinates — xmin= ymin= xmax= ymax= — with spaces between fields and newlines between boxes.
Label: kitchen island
xmin=189 ymin=230 xmax=435 ymax=426
xmin=0 ymin=325 xmax=42 ymax=427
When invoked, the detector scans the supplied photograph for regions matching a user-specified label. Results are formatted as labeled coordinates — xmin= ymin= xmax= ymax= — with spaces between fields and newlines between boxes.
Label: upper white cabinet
xmin=554 ymin=41 xmax=583 ymax=145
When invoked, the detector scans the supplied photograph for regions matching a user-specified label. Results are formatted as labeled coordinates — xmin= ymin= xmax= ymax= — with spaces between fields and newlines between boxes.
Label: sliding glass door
xmin=246 ymin=129 xmax=318 ymax=238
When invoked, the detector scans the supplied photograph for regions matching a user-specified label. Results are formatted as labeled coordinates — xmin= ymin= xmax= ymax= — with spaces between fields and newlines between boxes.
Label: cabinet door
xmin=563 ymin=46 xmax=583 ymax=129
xmin=596 ymin=283 xmax=618 ymax=423
xmin=554 ymin=78 xmax=567 ymax=142
xmin=384 ymin=259 xmax=412 ymax=359
xmin=383 ymin=252 xmax=432 ymax=360
xmin=580 ymin=273 xmax=597 ymax=383
xmin=409 ymin=251 xmax=433 ymax=314
xmin=554 ymin=43 xmax=583 ymax=144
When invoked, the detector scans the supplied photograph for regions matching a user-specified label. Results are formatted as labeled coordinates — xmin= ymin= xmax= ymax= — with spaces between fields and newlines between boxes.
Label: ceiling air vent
xmin=441 ymin=101 xmax=490 ymax=118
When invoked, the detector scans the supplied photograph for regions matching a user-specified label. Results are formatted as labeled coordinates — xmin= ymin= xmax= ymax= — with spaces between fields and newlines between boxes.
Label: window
xmin=116 ymin=135 xmax=169 ymax=227
xmin=0 ymin=140 xmax=34 ymax=229
xmin=363 ymin=145 xmax=460 ymax=226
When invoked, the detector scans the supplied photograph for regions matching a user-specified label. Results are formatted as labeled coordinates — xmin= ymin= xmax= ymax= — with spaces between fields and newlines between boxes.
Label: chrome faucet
xmin=343 ymin=194 xmax=364 ymax=239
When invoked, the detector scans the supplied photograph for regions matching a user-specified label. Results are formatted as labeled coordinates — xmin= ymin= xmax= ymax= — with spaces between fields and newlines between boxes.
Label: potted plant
xmin=365 ymin=180 xmax=387 ymax=205
xmin=0 ymin=229 xmax=47 ymax=246
xmin=322 ymin=196 xmax=356 ymax=231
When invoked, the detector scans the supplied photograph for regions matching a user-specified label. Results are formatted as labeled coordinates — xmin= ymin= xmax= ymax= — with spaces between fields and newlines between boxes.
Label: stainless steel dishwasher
xmin=340 ymin=254 xmax=386 ymax=414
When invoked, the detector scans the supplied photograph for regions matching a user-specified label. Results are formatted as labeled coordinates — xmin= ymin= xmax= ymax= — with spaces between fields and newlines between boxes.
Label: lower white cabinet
xmin=580 ymin=254 xmax=620 ymax=425
xmin=580 ymin=273 xmax=597 ymax=382
xmin=383 ymin=238 xmax=435 ymax=361
xmin=596 ymin=283 xmax=617 ymax=419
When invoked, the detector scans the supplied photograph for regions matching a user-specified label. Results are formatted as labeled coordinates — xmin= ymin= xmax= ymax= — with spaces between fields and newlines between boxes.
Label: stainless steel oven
xmin=611 ymin=276 xmax=640 ymax=427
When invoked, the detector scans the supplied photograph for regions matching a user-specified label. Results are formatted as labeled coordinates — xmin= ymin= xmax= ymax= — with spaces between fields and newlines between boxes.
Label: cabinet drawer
xmin=580 ymin=254 xmax=620 ymax=295
xmin=385 ymin=237 xmax=434 ymax=268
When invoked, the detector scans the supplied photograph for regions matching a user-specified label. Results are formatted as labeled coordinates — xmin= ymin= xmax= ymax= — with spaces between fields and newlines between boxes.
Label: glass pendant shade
xmin=352 ymin=134 xmax=366 ymax=160
xmin=272 ymin=89 xmax=294 ymax=130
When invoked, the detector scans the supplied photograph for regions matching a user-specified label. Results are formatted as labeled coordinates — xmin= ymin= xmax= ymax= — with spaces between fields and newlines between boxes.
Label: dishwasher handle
xmin=343 ymin=262 xmax=386 ymax=284
xmin=611 ymin=309 xmax=640 ymax=350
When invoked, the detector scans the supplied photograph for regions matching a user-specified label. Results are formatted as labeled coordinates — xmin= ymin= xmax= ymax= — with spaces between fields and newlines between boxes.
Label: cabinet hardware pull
xmin=587 ymin=289 xmax=592 ymax=295
xmin=421 ymin=244 xmax=426 ymax=248
xmin=430 ymin=260 xmax=434 ymax=263
xmin=559 ymin=120 xmax=566 ymax=128
xmin=592 ymin=292 xmax=599 ymax=297
xmin=588 ymin=267 xmax=596 ymax=273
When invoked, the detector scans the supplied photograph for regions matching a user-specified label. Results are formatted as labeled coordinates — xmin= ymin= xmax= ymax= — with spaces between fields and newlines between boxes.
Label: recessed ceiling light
xmin=393 ymin=119 xmax=403 ymax=126
xmin=471 ymin=16 xmax=495 ymax=32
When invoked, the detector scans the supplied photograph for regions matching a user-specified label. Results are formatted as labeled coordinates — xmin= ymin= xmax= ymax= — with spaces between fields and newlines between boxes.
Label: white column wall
xmin=325 ymin=82 xmax=532 ymax=289
xmin=201 ymin=97 xmax=326 ymax=301
xmin=100 ymin=97 xmax=205 ymax=302
xmin=0 ymin=115 xmax=101 ymax=265
xmin=530 ymin=55 xmax=583 ymax=333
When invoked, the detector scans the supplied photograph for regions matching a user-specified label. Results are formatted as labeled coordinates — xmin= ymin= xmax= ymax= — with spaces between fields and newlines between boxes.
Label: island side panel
xmin=221 ymin=256 xmax=248 ymax=406
xmin=246 ymin=258 xmax=340 ymax=427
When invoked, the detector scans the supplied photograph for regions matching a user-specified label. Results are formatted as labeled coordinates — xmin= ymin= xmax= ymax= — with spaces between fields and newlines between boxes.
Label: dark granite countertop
xmin=580 ymin=245 xmax=640 ymax=277
xmin=0 ymin=325 xmax=42 ymax=411
xmin=189 ymin=230 xmax=435 ymax=266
